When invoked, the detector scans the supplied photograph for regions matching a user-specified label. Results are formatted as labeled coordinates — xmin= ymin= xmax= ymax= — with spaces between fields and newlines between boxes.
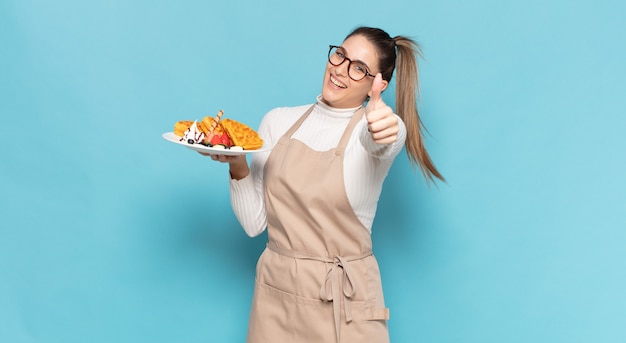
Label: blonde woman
xmin=208 ymin=26 xmax=443 ymax=342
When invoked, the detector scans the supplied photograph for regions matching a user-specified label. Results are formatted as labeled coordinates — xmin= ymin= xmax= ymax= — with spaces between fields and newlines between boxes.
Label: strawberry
xmin=209 ymin=133 xmax=232 ymax=147
xmin=221 ymin=134 xmax=232 ymax=146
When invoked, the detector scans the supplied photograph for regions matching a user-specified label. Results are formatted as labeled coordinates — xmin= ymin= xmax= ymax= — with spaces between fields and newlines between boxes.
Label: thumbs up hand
xmin=365 ymin=73 xmax=399 ymax=145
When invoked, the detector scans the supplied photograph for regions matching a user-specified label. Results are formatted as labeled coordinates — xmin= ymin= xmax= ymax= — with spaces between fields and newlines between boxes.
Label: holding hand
xmin=365 ymin=73 xmax=399 ymax=145
xmin=199 ymin=153 xmax=250 ymax=180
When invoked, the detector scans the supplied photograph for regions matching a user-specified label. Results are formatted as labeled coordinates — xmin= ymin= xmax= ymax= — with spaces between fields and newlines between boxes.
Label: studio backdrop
xmin=1 ymin=0 xmax=625 ymax=342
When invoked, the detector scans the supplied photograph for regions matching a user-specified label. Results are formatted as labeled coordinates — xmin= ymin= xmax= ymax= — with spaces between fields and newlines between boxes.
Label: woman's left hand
xmin=198 ymin=153 xmax=250 ymax=180
xmin=365 ymin=73 xmax=399 ymax=145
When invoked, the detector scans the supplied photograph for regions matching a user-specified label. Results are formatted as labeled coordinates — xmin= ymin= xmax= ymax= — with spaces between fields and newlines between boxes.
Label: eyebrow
xmin=338 ymin=45 xmax=373 ymax=71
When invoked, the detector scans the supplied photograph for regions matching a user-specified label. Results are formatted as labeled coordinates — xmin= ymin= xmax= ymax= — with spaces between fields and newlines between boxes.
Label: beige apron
xmin=246 ymin=105 xmax=390 ymax=343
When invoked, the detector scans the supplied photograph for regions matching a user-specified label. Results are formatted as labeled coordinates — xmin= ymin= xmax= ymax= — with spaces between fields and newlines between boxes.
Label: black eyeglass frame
xmin=327 ymin=45 xmax=376 ymax=81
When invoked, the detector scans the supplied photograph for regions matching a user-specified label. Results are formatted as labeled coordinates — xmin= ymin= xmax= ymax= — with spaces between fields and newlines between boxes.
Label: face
xmin=321 ymin=34 xmax=388 ymax=108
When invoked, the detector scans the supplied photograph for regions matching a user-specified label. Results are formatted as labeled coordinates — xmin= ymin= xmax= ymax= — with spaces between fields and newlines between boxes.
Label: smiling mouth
xmin=329 ymin=75 xmax=347 ymax=89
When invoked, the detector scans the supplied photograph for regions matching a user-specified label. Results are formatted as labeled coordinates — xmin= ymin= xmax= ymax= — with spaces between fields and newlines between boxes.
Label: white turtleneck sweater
xmin=229 ymin=96 xmax=407 ymax=237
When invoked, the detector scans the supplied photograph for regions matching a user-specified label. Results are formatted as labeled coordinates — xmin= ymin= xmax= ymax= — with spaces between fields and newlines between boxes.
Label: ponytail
xmin=346 ymin=27 xmax=444 ymax=183
xmin=393 ymin=36 xmax=445 ymax=183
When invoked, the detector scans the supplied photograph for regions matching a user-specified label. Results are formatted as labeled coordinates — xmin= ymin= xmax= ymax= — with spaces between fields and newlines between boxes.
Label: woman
xmin=208 ymin=27 xmax=443 ymax=343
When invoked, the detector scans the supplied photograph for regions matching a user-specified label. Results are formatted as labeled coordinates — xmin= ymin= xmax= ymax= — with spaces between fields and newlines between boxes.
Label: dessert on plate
xmin=173 ymin=110 xmax=263 ymax=151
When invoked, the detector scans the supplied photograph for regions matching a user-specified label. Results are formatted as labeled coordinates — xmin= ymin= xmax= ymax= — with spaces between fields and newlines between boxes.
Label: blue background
xmin=1 ymin=0 xmax=625 ymax=342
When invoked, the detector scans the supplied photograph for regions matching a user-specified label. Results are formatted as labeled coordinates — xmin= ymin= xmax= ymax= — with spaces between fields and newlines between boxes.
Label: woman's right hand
xmin=199 ymin=153 xmax=249 ymax=180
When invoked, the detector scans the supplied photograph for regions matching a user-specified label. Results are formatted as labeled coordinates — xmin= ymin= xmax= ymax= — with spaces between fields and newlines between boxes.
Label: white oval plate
xmin=162 ymin=132 xmax=270 ymax=156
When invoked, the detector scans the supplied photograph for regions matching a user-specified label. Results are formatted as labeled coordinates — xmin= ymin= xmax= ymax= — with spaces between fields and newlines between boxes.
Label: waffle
xmin=173 ymin=120 xmax=194 ymax=137
xmin=200 ymin=116 xmax=227 ymax=136
xmin=221 ymin=118 xmax=264 ymax=150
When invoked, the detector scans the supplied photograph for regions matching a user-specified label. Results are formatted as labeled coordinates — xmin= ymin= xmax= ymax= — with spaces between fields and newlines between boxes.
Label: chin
xmin=321 ymin=94 xmax=345 ymax=108
xmin=320 ymin=88 xmax=337 ymax=106
xmin=321 ymin=80 xmax=365 ymax=108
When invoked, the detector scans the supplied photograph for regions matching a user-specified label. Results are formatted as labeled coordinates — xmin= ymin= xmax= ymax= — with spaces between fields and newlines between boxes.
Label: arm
xmin=226 ymin=111 xmax=279 ymax=237
xmin=361 ymin=73 xmax=407 ymax=159
xmin=359 ymin=114 xmax=406 ymax=160
xmin=202 ymin=152 xmax=265 ymax=237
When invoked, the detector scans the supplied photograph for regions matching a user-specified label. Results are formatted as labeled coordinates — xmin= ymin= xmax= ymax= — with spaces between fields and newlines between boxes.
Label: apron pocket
xmin=254 ymin=280 xmax=325 ymax=306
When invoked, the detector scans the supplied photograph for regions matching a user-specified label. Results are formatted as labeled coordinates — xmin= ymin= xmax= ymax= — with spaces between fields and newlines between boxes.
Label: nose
xmin=333 ymin=59 xmax=349 ymax=77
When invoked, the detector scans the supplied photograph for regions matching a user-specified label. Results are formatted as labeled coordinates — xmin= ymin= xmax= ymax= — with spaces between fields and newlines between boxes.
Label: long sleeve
xmin=229 ymin=97 xmax=406 ymax=236
xmin=228 ymin=104 xmax=312 ymax=236
xmin=229 ymin=172 xmax=266 ymax=237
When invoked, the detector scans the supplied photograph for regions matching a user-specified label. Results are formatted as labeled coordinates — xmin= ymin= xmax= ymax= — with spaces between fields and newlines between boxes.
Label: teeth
xmin=330 ymin=75 xmax=346 ymax=88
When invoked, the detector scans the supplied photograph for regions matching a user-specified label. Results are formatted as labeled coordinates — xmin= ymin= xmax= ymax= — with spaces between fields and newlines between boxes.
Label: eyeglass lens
xmin=328 ymin=46 xmax=370 ymax=81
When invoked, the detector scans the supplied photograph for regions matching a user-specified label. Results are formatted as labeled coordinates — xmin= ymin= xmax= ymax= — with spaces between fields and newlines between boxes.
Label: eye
xmin=335 ymin=50 xmax=345 ymax=59
xmin=352 ymin=63 xmax=368 ymax=74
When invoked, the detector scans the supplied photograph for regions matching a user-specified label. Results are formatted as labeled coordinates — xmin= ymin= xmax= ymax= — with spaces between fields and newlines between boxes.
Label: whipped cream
xmin=182 ymin=120 xmax=205 ymax=144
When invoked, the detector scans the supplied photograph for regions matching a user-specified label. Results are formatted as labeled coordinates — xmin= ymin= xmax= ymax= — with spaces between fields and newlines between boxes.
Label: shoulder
xmin=258 ymin=103 xmax=313 ymax=143
xmin=263 ymin=104 xmax=312 ymax=121
xmin=260 ymin=104 xmax=313 ymax=129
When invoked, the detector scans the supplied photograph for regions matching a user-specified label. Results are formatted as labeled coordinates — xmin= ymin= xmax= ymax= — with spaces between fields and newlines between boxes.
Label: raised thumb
xmin=368 ymin=73 xmax=384 ymax=110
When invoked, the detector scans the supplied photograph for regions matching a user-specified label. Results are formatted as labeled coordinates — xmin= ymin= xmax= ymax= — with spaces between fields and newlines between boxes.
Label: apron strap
xmin=282 ymin=104 xmax=365 ymax=152
xmin=336 ymin=107 xmax=365 ymax=151
xmin=283 ymin=105 xmax=316 ymax=138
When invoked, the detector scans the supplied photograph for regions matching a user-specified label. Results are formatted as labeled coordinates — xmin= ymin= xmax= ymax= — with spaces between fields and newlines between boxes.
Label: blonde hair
xmin=347 ymin=27 xmax=444 ymax=183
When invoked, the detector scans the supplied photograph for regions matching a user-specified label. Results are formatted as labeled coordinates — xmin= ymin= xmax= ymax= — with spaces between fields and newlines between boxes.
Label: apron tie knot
xmin=266 ymin=242 xmax=372 ymax=343
xmin=320 ymin=255 xmax=359 ymax=342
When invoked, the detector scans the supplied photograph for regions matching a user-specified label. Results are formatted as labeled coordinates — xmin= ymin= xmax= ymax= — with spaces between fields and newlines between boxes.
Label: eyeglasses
xmin=327 ymin=45 xmax=376 ymax=81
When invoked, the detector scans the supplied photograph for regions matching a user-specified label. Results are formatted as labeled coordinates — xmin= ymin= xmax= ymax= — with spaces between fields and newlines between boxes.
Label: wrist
xmin=229 ymin=159 xmax=249 ymax=180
